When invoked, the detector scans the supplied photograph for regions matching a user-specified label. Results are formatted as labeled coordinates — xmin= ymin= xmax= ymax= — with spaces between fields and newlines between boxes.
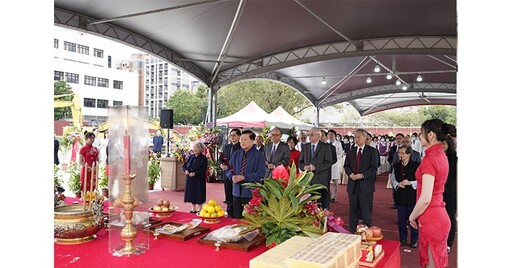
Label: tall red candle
xmin=124 ymin=135 xmax=131 ymax=175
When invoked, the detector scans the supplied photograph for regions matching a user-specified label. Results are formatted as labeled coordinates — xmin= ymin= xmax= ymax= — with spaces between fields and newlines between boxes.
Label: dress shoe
xmin=400 ymin=240 xmax=407 ymax=246
xmin=410 ymin=241 xmax=418 ymax=248
xmin=330 ymin=198 xmax=336 ymax=203
xmin=190 ymin=210 xmax=197 ymax=214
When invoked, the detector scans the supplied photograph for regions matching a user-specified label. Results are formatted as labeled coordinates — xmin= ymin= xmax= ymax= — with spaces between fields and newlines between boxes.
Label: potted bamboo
xmin=148 ymin=155 xmax=161 ymax=190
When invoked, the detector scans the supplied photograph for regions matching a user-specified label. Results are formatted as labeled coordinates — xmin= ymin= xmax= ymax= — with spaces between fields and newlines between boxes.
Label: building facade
xmin=54 ymin=27 xmax=204 ymax=127
xmin=54 ymin=27 xmax=139 ymax=126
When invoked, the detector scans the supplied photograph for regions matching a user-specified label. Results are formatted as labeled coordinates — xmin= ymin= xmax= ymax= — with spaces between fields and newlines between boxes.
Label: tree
xmin=166 ymin=89 xmax=208 ymax=125
xmin=417 ymin=106 xmax=456 ymax=125
xmin=216 ymin=80 xmax=312 ymax=118
xmin=54 ymin=80 xmax=73 ymax=120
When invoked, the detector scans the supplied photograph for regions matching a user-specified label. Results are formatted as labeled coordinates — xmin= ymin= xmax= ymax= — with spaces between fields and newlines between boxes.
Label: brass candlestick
xmin=120 ymin=174 xmax=137 ymax=255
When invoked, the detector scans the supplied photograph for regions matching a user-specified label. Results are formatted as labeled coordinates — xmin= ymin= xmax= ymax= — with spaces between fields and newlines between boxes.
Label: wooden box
xmin=144 ymin=221 xmax=210 ymax=241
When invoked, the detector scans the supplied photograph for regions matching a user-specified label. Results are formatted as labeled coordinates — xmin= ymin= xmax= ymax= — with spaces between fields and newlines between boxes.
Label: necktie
xmin=270 ymin=144 xmax=276 ymax=162
xmin=356 ymin=147 xmax=362 ymax=173
xmin=240 ymin=152 xmax=247 ymax=175
xmin=311 ymin=144 xmax=315 ymax=160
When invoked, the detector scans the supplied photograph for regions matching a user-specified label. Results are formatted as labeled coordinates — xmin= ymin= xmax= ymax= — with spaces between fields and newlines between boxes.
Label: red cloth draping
xmin=55 ymin=198 xmax=400 ymax=268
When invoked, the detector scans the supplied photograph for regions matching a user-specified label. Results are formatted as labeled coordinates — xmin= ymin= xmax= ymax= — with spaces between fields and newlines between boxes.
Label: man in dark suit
xmin=298 ymin=127 xmax=333 ymax=209
xmin=255 ymin=134 xmax=265 ymax=154
xmin=344 ymin=128 xmax=379 ymax=233
xmin=264 ymin=127 xmax=290 ymax=178
xmin=219 ymin=128 xmax=242 ymax=218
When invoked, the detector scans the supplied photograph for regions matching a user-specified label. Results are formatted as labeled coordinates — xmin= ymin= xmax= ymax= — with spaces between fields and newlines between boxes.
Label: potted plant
xmin=148 ymin=155 xmax=161 ymax=190
xmin=98 ymin=165 xmax=108 ymax=197
xmin=67 ymin=162 xmax=82 ymax=198
xmin=237 ymin=164 xmax=329 ymax=247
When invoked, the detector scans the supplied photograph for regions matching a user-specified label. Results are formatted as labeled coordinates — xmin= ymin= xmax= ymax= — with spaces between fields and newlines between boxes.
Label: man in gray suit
xmin=264 ymin=127 xmax=290 ymax=178
xmin=298 ymin=127 xmax=333 ymax=209
xmin=344 ymin=128 xmax=379 ymax=233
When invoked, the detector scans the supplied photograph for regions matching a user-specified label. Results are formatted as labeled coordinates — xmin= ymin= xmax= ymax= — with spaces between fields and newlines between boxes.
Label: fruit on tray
xmin=200 ymin=199 xmax=224 ymax=218
xmin=152 ymin=199 xmax=174 ymax=212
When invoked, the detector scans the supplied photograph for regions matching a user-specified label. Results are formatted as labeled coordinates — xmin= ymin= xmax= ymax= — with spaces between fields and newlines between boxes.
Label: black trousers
xmin=445 ymin=195 xmax=457 ymax=247
xmin=348 ymin=186 xmax=373 ymax=233
xmin=233 ymin=196 xmax=251 ymax=219
xmin=223 ymin=178 xmax=234 ymax=218
xmin=318 ymin=188 xmax=330 ymax=210
xmin=397 ymin=204 xmax=418 ymax=243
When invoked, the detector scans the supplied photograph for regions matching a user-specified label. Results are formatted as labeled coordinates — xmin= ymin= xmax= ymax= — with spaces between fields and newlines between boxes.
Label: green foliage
xmin=237 ymin=167 xmax=327 ymax=246
xmin=147 ymin=156 xmax=161 ymax=185
xmin=166 ymin=89 xmax=208 ymax=125
xmin=54 ymin=164 xmax=63 ymax=189
xmin=67 ymin=163 xmax=82 ymax=194
xmin=418 ymin=106 xmax=457 ymax=125
xmin=98 ymin=165 xmax=108 ymax=189
xmin=216 ymin=80 xmax=312 ymax=119
xmin=54 ymin=80 xmax=73 ymax=120
xmin=371 ymin=110 xmax=430 ymax=127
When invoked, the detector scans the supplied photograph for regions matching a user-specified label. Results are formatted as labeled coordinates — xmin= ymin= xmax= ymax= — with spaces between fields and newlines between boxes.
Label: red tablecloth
xmin=55 ymin=198 xmax=400 ymax=268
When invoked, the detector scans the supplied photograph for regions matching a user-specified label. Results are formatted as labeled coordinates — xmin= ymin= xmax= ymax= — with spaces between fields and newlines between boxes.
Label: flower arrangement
xmin=59 ymin=126 xmax=83 ymax=151
xmin=237 ymin=165 xmax=329 ymax=246
xmin=172 ymin=144 xmax=191 ymax=162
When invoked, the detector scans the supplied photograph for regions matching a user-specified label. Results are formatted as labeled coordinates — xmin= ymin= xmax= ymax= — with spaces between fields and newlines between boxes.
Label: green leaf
xmin=263 ymin=179 xmax=284 ymax=199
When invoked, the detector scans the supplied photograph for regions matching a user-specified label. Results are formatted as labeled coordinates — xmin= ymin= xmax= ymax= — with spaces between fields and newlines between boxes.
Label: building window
xmin=77 ymin=44 xmax=89 ymax=55
xmin=64 ymin=41 xmax=76 ymax=52
xmin=113 ymin=80 xmax=123 ymax=89
xmin=84 ymin=98 xmax=96 ymax=108
xmin=97 ymin=99 xmax=108 ymax=109
xmin=94 ymin=48 xmax=104 ymax=58
xmin=97 ymin=78 xmax=109 ymax=88
xmin=108 ymin=56 xmax=112 ymax=68
xmin=54 ymin=71 xmax=64 ymax=81
xmin=84 ymin=75 xmax=96 ymax=86
xmin=54 ymin=39 xmax=59 ymax=49
xmin=65 ymin=72 xmax=79 ymax=84
xmin=113 ymin=101 xmax=123 ymax=106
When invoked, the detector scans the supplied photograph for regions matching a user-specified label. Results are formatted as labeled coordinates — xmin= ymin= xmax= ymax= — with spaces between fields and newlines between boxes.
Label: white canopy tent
xmin=216 ymin=101 xmax=270 ymax=128
xmin=266 ymin=106 xmax=313 ymax=131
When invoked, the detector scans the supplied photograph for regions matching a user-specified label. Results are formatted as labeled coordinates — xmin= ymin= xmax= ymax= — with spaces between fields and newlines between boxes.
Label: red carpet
xmin=146 ymin=173 xmax=457 ymax=267
xmin=60 ymin=173 xmax=457 ymax=267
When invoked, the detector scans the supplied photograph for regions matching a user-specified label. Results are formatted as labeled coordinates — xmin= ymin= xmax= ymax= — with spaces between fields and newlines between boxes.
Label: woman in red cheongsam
xmin=78 ymin=132 xmax=100 ymax=192
xmin=409 ymin=119 xmax=450 ymax=268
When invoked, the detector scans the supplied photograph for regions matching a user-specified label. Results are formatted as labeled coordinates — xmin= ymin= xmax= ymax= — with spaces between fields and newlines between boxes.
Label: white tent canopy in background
xmin=216 ymin=101 xmax=270 ymax=128
xmin=267 ymin=106 xmax=313 ymax=130
xmin=216 ymin=101 xmax=313 ymax=130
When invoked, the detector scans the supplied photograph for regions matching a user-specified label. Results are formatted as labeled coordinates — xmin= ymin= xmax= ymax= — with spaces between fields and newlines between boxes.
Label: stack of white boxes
xmin=250 ymin=232 xmax=362 ymax=268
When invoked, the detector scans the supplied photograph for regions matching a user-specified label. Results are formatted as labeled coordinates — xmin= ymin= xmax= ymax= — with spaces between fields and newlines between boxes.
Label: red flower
xmin=249 ymin=197 xmax=263 ymax=206
xmin=272 ymin=165 xmax=289 ymax=181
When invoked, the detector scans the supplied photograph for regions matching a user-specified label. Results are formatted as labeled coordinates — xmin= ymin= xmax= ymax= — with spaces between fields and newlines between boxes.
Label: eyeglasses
xmin=271 ymin=134 xmax=281 ymax=137
xmin=308 ymin=133 xmax=319 ymax=137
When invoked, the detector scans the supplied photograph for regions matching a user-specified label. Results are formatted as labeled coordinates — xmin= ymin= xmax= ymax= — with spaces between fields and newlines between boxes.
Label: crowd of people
xmin=55 ymin=119 xmax=456 ymax=268
xmin=212 ymin=121 xmax=456 ymax=268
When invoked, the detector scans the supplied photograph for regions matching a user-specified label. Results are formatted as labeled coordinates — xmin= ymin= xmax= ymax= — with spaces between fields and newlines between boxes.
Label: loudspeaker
xmin=160 ymin=109 xmax=174 ymax=129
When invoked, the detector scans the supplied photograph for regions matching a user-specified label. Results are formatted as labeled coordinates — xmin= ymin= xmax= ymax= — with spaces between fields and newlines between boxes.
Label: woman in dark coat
xmin=183 ymin=141 xmax=208 ymax=213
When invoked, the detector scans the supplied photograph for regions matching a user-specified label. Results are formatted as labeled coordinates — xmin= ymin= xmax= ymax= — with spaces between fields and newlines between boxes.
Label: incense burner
xmin=54 ymin=201 xmax=104 ymax=244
